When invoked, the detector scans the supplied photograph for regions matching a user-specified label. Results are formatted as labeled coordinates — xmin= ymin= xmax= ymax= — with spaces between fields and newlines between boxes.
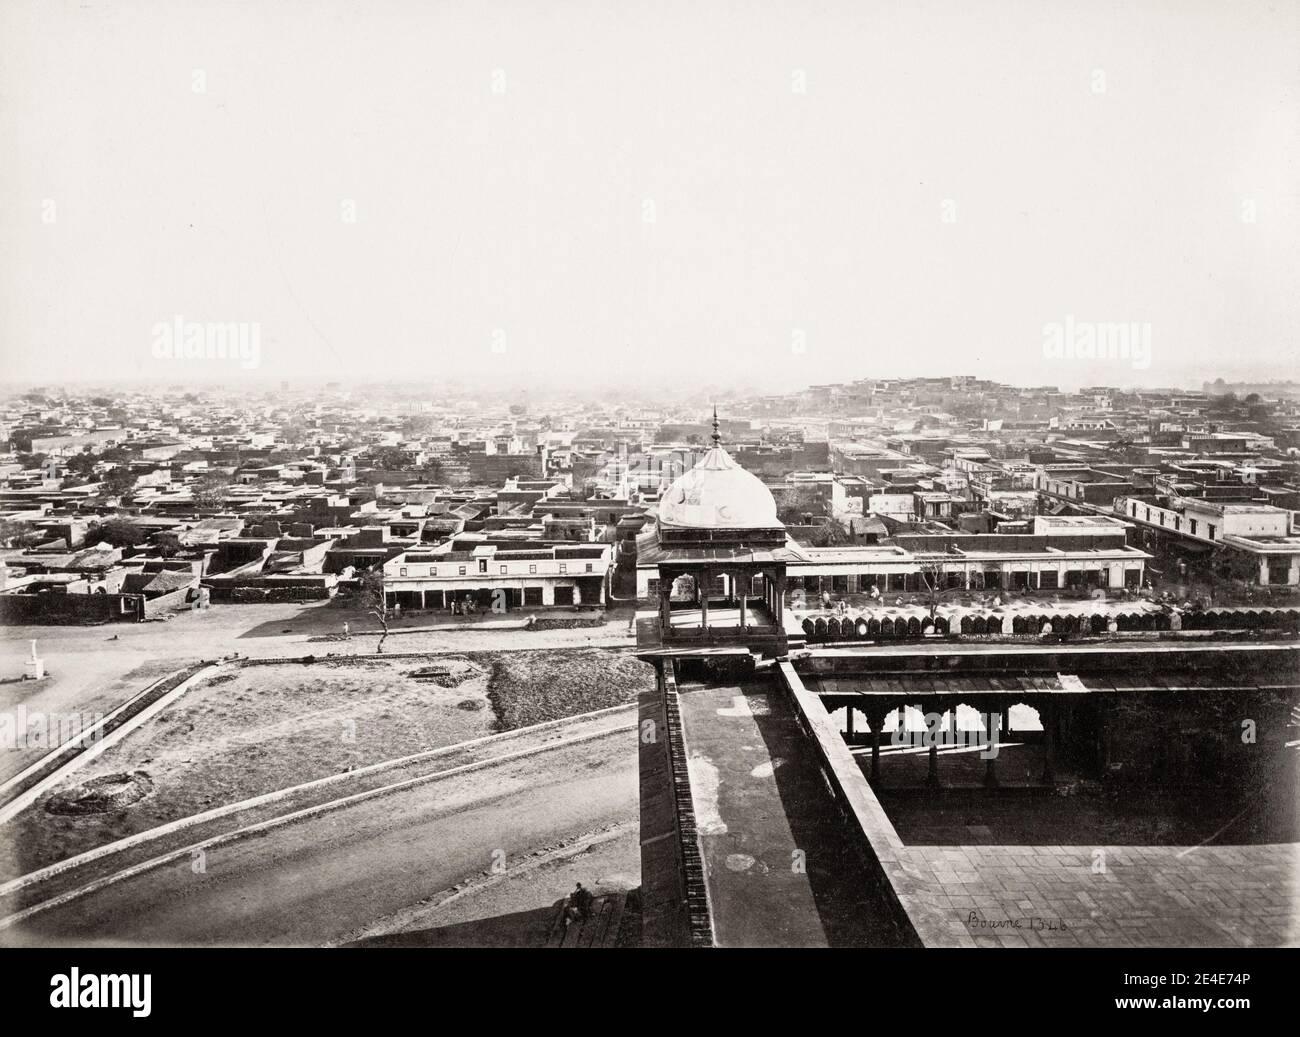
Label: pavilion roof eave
xmin=653 ymin=547 xmax=780 ymax=566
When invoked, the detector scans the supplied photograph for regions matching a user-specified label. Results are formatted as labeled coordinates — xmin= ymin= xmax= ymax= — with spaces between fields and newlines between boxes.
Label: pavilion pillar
xmin=1041 ymin=700 xmax=1057 ymax=785
xmin=658 ymin=580 xmax=671 ymax=632
xmin=845 ymin=704 xmax=856 ymax=742
xmin=926 ymin=704 xmax=942 ymax=788
xmin=983 ymin=703 xmax=999 ymax=788
xmin=867 ymin=706 xmax=885 ymax=784
xmin=738 ymin=574 xmax=747 ymax=629
xmin=700 ymin=569 xmax=710 ymax=631
xmin=1097 ymin=701 xmax=1111 ymax=776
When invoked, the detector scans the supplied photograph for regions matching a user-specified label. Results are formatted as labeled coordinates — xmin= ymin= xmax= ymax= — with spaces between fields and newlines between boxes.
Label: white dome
xmin=658 ymin=446 xmax=781 ymax=530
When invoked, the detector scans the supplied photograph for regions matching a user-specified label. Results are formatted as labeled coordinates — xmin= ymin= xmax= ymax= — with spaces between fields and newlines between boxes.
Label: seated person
xmin=562 ymin=883 xmax=595 ymax=929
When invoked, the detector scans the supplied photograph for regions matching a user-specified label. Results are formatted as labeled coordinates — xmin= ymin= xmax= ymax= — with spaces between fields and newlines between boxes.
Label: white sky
xmin=1 ymin=0 xmax=1297 ymax=393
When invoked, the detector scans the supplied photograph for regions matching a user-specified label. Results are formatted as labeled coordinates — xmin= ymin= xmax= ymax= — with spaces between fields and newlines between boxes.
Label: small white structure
xmin=24 ymin=639 xmax=45 ymax=680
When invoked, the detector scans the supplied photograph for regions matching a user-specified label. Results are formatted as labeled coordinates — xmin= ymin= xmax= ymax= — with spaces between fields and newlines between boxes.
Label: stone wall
xmin=0 ymin=591 xmax=145 ymax=624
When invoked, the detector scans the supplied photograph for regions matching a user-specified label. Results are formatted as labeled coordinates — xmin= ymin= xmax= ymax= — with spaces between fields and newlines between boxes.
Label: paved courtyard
xmin=903 ymin=840 xmax=1299 ymax=947
xmin=876 ymin=788 xmax=1300 ymax=946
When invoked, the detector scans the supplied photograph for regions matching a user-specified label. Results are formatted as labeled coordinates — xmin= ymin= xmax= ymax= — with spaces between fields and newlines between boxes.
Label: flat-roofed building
xmin=382 ymin=541 xmax=612 ymax=611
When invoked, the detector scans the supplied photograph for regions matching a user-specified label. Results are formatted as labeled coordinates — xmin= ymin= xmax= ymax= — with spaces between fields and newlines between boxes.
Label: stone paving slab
xmin=906 ymin=841 xmax=1300 ymax=947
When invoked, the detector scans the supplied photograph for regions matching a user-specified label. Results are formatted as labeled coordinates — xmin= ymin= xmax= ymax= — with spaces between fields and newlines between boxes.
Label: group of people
xmin=448 ymin=597 xmax=479 ymax=617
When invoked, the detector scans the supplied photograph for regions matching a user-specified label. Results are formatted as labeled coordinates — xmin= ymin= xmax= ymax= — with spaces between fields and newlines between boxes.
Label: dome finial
xmin=711 ymin=404 xmax=721 ymax=447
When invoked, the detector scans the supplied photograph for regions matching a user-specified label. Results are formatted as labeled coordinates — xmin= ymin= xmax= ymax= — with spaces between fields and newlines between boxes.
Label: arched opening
xmin=857 ymin=701 xmax=1052 ymax=789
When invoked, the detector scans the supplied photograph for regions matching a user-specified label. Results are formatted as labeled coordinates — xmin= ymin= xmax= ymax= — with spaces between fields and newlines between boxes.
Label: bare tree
xmin=193 ymin=473 xmax=232 ymax=508
xmin=358 ymin=568 xmax=390 ymax=652
xmin=917 ymin=557 xmax=946 ymax=618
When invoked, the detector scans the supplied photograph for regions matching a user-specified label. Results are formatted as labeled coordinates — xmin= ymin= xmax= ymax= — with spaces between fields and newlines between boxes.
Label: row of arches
xmin=801 ymin=606 xmax=1300 ymax=642
xmin=1180 ymin=608 xmax=1300 ymax=631
xmin=825 ymin=698 xmax=1056 ymax=788
xmin=802 ymin=614 xmax=948 ymax=640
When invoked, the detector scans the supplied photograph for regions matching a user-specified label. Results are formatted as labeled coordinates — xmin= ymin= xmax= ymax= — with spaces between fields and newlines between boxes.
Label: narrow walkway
xmin=674 ymin=676 xmax=905 ymax=947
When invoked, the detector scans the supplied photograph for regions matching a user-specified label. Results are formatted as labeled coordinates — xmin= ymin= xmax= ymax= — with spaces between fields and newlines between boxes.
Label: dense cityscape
xmin=2 ymin=0 xmax=1296 ymax=1006
xmin=0 ymin=373 xmax=1297 ymax=953
xmin=4 ymin=374 xmax=1300 ymax=622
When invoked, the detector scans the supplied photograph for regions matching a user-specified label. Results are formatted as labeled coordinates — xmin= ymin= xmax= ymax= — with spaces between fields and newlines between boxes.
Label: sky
xmin=1 ymin=0 xmax=1297 ymax=393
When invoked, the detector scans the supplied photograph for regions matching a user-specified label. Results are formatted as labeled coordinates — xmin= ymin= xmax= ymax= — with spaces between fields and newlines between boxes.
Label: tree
xmin=0 ymin=519 xmax=42 ymax=548
xmin=810 ymin=516 xmax=852 ymax=548
xmin=65 ymin=451 xmax=98 ymax=477
xmin=916 ymin=558 xmax=947 ymax=618
xmin=102 ymin=466 xmax=137 ymax=496
xmin=192 ymin=473 xmax=231 ymax=508
xmin=358 ymin=568 xmax=390 ymax=653
xmin=774 ymin=485 xmax=826 ymax=526
xmin=1207 ymin=544 xmax=1259 ymax=603
xmin=279 ymin=420 xmax=310 ymax=445
xmin=401 ymin=414 xmax=437 ymax=436
xmin=87 ymin=517 xmax=146 ymax=548
xmin=369 ymin=447 xmax=415 ymax=470
xmin=154 ymin=531 xmax=182 ymax=558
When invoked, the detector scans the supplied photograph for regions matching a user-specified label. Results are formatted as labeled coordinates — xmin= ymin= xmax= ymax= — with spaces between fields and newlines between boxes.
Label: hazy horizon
xmin=2 ymin=0 xmax=1297 ymax=391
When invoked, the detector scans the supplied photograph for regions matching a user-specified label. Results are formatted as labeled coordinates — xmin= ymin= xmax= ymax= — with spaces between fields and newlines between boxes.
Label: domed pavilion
xmin=645 ymin=410 xmax=791 ymax=652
